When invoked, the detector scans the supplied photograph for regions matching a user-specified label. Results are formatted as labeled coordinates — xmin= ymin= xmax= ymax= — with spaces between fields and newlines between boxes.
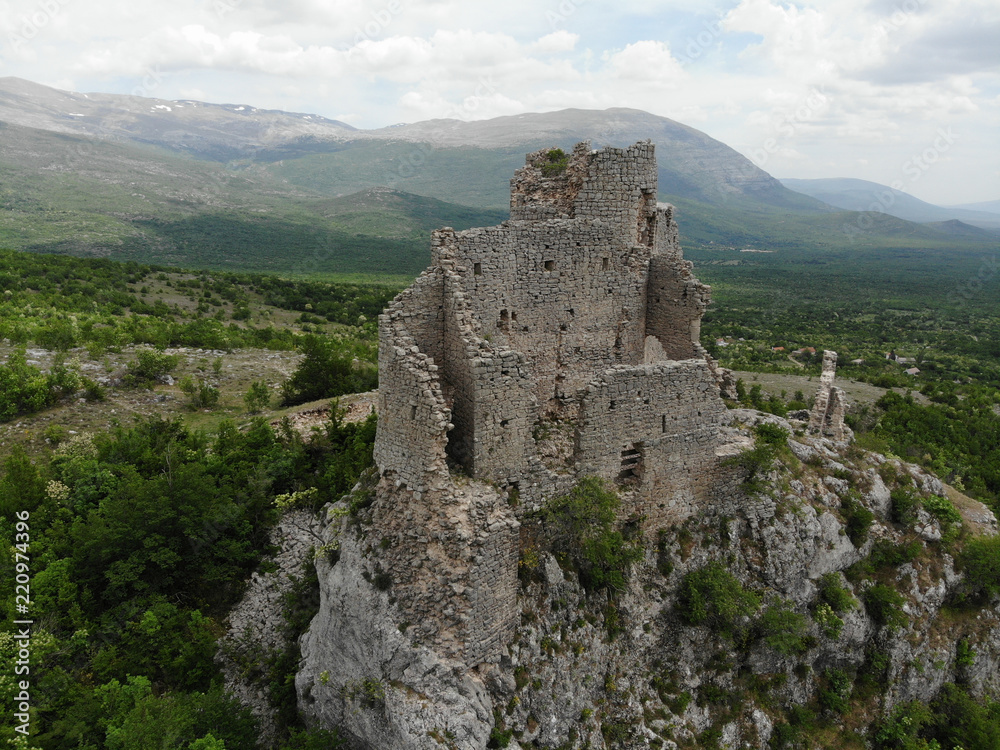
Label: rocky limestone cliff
xmin=277 ymin=410 xmax=1000 ymax=749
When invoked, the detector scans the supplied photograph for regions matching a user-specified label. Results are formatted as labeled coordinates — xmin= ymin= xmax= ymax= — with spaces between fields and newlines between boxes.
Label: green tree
xmin=244 ymin=380 xmax=271 ymax=414
xmin=281 ymin=335 xmax=377 ymax=406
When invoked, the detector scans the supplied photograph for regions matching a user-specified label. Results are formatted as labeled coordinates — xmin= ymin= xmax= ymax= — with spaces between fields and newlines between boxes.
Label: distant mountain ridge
xmin=0 ymin=77 xmax=816 ymax=209
xmin=0 ymin=76 xmax=356 ymax=161
xmin=1 ymin=77 xmax=997 ymax=277
xmin=781 ymin=177 xmax=1000 ymax=230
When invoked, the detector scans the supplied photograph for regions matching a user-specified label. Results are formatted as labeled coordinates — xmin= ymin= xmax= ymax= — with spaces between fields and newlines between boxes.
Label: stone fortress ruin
xmin=365 ymin=141 xmax=755 ymax=666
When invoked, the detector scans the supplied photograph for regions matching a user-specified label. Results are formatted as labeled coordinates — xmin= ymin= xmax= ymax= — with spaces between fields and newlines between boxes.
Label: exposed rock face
xmin=218 ymin=510 xmax=325 ymax=746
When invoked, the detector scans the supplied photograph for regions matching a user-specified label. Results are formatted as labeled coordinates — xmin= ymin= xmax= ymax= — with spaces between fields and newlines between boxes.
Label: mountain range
xmin=780 ymin=177 xmax=1000 ymax=229
xmin=1 ymin=76 xmax=996 ymax=279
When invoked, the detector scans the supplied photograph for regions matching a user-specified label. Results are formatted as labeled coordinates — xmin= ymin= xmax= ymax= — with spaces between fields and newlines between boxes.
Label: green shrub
xmin=179 ymin=376 xmax=220 ymax=409
xmin=958 ymin=535 xmax=1000 ymax=603
xmin=956 ymin=638 xmax=976 ymax=668
xmin=870 ymin=539 xmax=922 ymax=569
xmin=874 ymin=684 xmax=1000 ymax=750
xmin=758 ymin=600 xmax=811 ymax=655
xmin=538 ymin=477 xmax=643 ymax=595
xmin=819 ymin=669 xmax=853 ymax=714
xmin=540 ymin=148 xmax=569 ymax=176
xmin=813 ymin=603 xmax=845 ymax=639
xmin=863 ymin=584 xmax=908 ymax=632
xmin=923 ymin=494 xmax=962 ymax=526
xmin=244 ymin=380 xmax=271 ymax=414
xmin=755 ymin=422 xmax=790 ymax=447
xmin=890 ymin=487 xmax=920 ymax=526
xmin=677 ymin=562 xmax=761 ymax=641
xmin=123 ymin=347 xmax=179 ymax=388
xmin=723 ymin=423 xmax=788 ymax=493
xmin=280 ymin=335 xmax=377 ymax=407
xmin=0 ymin=349 xmax=53 ymax=421
xmin=818 ymin=572 xmax=856 ymax=613
xmin=841 ymin=494 xmax=875 ymax=547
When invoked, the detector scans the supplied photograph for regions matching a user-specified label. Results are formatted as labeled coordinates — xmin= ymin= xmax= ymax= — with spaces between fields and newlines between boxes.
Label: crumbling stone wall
xmin=370 ymin=480 xmax=519 ymax=664
xmin=645 ymin=204 xmax=712 ymax=360
xmin=374 ymin=270 xmax=451 ymax=496
xmin=809 ymin=350 xmax=848 ymax=441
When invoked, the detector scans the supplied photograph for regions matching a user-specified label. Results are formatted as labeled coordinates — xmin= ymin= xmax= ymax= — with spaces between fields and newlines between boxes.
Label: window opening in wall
xmin=410 ymin=405 xmax=417 ymax=420
xmin=474 ymin=262 xmax=482 ymax=276
xmin=499 ymin=309 xmax=509 ymax=331
xmin=507 ymin=482 xmax=520 ymax=505
xmin=609 ymin=400 xmax=616 ymax=411
xmin=602 ymin=257 xmax=609 ymax=271
xmin=618 ymin=444 xmax=643 ymax=484
xmin=544 ymin=260 xmax=555 ymax=271
xmin=662 ymin=415 xmax=667 ymax=433
xmin=511 ymin=311 xmax=518 ymax=321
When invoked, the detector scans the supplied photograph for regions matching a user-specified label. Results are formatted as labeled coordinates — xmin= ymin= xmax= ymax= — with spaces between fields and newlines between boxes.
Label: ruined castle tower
xmin=369 ymin=141 xmax=744 ymax=665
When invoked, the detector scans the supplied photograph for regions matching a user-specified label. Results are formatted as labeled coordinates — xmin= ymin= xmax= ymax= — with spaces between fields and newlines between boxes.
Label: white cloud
xmin=532 ymin=30 xmax=579 ymax=54
xmin=0 ymin=0 xmax=996 ymax=202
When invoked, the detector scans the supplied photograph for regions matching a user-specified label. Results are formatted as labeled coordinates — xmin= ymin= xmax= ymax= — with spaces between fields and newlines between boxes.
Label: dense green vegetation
xmin=0 ymin=250 xmax=394 ymax=425
xmin=0 ymin=249 xmax=395 ymax=353
xmin=0 ymin=410 xmax=375 ymax=749
xmin=535 ymin=477 xmax=644 ymax=595
xmin=694 ymin=243 xmax=1000 ymax=507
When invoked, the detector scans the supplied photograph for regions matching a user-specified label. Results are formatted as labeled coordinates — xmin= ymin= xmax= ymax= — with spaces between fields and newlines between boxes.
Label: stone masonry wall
xmin=576 ymin=360 xmax=731 ymax=529
xmin=434 ymin=219 xmax=649 ymax=415
xmin=370 ymin=479 xmax=519 ymax=665
xmin=809 ymin=350 xmax=848 ymax=441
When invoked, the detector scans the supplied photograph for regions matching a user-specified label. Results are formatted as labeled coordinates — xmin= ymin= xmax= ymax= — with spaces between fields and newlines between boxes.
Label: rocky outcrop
xmin=286 ymin=420 xmax=1000 ymax=749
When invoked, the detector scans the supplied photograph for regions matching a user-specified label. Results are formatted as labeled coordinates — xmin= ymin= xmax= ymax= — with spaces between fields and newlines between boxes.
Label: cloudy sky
xmin=1 ymin=0 xmax=997 ymax=204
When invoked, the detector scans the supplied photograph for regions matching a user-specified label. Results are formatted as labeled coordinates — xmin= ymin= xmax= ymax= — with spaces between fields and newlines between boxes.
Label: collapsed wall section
xmin=374 ymin=270 xmax=450 ymax=495
xmin=645 ymin=204 xmax=711 ymax=361
xmin=369 ymin=480 xmax=519 ymax=666
xmin=576 ymin=361 xmax=730 ymax=528
xmin=809 ymin=350 xmax=849 ymax=441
